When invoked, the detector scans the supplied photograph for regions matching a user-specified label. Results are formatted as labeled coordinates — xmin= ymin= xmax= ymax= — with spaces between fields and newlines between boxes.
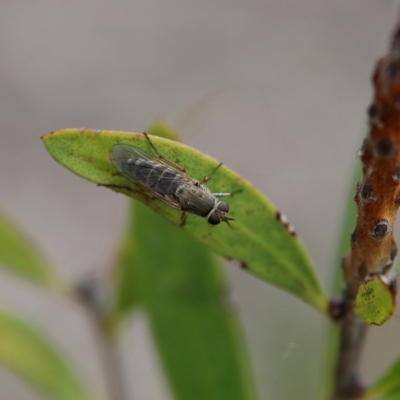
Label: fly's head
xmin=207 ymin=201 xmax=234 ymax=226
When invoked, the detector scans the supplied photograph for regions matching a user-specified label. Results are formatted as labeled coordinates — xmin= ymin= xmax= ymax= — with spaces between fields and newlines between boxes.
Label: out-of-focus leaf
xmin=43 ymin=128 xmax=328 ymax=312
xmin=353 ymin=276 xmax=395 ymax=326
xmin=366 ymin=357 xmax=400 ymax=399
xmin=111 ymin=219 xmax=141 ymax=318
xmin=0 ymin=310 xmax=95 ymax=400
xmin=320 ymin=165 xmax=361 ymax=399
xmin=124 ymin=200 xmax=257 ymax=400
xmin=0 ymin=208 xmax=69 ymax=294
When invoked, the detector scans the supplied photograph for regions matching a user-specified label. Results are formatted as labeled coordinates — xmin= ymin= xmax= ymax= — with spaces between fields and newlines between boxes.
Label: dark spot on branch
xmin=390 ymin=240 xmax=398 ymax=261
xmin=357 ymin=264 xmax=368 ymax=280
xmin=375 ymin=137 xmax=394 ymax=158
xmin=240 ymin=262 xmax=248 ymax=270
xmin=385 ymin=59 xmax=400 ymax=81
xmin=351 ymin=229 xmax=358 ymax=245
xmin=360 ymin=182 xmax=373 ymax=201
xmin=367 ymin=104 xmax=379 ymax=119
xmin=371 ymin=219 xmax=390 ymax=240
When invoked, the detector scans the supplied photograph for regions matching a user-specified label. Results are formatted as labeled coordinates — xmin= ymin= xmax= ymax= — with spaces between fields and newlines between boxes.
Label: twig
xmin=332 ymin=293 xmax=368 ymax=399
xmin=75 ymin=272 xmax=128 ymax=400
xmin=331 ymin=16 xmax=400 ymax=399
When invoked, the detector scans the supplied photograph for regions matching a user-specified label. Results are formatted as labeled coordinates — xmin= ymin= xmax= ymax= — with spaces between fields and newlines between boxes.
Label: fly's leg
xmin=142 ymin=132 xmax=186 ymax=173
xmin=179 ymin=211 xmax=187 ymax=227
xmin=212 ymin=188 xmax=243 ymax=197
xmin=100 ymin=183 xmax=157 ymax=203
xmin=199 ymin=162 xmax=223 ymax=185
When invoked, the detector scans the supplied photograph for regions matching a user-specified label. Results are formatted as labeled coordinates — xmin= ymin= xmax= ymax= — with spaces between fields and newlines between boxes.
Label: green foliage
xmin=43 ymin=128 xmax=328 ymax=313
xmin=113 ymin=201 xmax=256 ymax=400
xmin=110 ymin=122 xmax=256 ymax=399
xmin=366 ymin=357 xmax=400 ymax=399
xmin=0 ymin=208 xmax=69 ymax=294
xmin=0 ymin=310 xmax=95 ymax=400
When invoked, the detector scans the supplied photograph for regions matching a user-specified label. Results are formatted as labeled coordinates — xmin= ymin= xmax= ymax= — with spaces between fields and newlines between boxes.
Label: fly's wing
xmin=110 ymin=144 xmax=193 ymax=210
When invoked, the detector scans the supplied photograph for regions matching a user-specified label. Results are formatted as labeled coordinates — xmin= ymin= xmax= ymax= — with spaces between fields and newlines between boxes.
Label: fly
xmin=110 ymin=132 xmax=240 ymax=226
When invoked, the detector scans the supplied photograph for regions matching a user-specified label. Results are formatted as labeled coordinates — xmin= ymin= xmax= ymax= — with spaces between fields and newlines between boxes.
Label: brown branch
xmin=331 ymin=293 xmax=368 ymax=399
xmin=331 ymin=17 xmax=400 ymax=400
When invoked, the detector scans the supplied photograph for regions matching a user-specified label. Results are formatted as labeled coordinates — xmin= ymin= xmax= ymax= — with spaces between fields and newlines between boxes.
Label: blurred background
xmin=0 ymin=1 xmax=399 ymax=399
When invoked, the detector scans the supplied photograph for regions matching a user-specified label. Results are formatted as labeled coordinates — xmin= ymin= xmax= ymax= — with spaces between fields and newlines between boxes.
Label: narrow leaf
xmin=130 ymin=201 xmax=256 ymax=400
xmin=111 ymin=211 xmax=141 ymax=317
xmin=366 ymin=357 xmax=400 ymax=399
xmin=43 ymin=128 xmax=328 ymax=312
xmin=0 ymin=310 xmax=95 ymax=400
xmin=0 ymin=207 xmax=69 ymax=294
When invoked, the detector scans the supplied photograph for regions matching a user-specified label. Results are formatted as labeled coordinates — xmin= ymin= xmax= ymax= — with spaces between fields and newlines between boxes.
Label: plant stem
xmin=92 ymin=319 xmax=128 ymax=400
xmin=331 ymin=13 xmax=400 ymax=400
xmin=332 ymin=295 xmax=368 ymax=399
xmin=74 ymin=274 xmax=129 ymax=400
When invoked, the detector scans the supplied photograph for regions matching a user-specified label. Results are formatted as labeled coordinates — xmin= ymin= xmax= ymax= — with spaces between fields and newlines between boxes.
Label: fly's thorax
xmin=175 ymin=183 xmax=215 ymax=216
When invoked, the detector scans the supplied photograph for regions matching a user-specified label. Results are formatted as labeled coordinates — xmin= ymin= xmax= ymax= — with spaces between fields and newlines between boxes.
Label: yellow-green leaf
xmin=353 ymin=276 xmax=395 ymax=326
xmin=0 ymin=207 xmax=69 ymax=294
xmin=43 ymin=128 xmax=328 ymax=312
xmin=0 ymin=310 xmax=95 ymax=400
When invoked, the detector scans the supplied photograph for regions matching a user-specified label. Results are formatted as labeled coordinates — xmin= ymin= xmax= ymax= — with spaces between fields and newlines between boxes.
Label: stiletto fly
xmin=110 ymin=133 xmax=240 ymax=226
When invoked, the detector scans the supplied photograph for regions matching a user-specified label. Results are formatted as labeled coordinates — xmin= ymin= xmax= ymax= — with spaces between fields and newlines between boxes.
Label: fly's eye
xmin=207 ymin=212 xmax=221 ymax=225
xmin=217 ymin=201 xmax=229 ymax=213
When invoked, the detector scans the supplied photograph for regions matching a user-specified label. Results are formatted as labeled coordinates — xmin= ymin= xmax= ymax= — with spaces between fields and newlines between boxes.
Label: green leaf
xmin=110 ymin=122 xmax=256 ymax=399
xmin=353 ymin=276 xmax=395 ymax=326
xmin=0 ymin=207 xmax=69 ymax=294
xmin=366 ymin=357 xmax=400 ymax=399
xmin=42 ymin=128 xmax=328 ymax=312
xmin=111 ymin=207 xmax=141 ymax=317
xmin=125 ymin=200 xmax=257 ymax=400
xmin=0 ymin=309 xmax=95 ymax=400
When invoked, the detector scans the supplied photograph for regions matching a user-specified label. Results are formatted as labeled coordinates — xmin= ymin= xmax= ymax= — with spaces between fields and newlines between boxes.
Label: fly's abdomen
xmin=176 ymin=184 xmax=215 ymax=216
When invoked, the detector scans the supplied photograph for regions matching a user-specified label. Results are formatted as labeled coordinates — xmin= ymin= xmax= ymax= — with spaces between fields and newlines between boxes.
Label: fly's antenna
xmin=223 ymin=216 xmax=235 ymax=226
